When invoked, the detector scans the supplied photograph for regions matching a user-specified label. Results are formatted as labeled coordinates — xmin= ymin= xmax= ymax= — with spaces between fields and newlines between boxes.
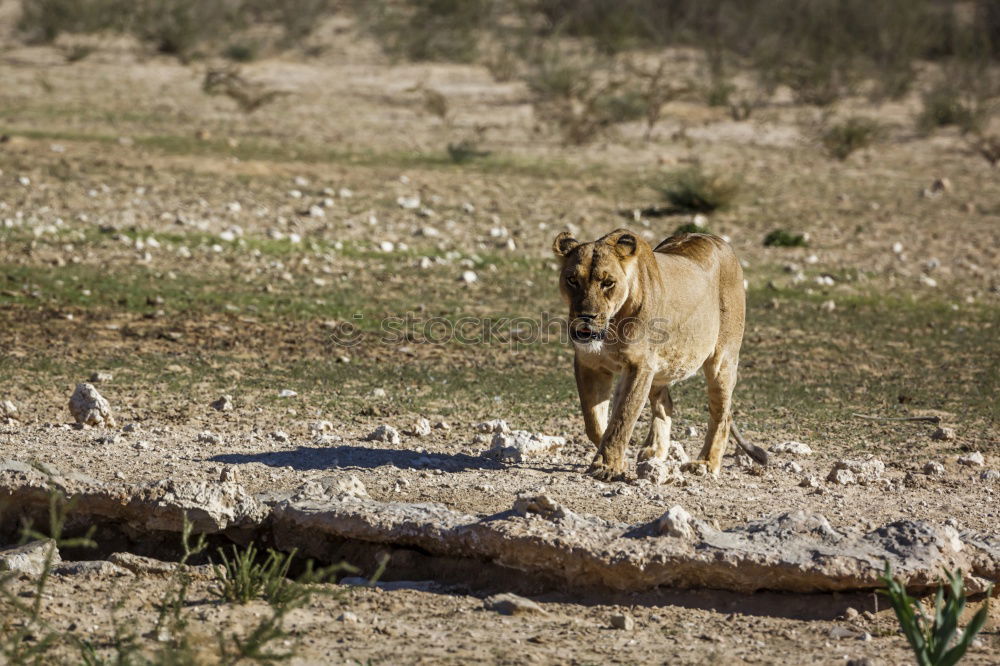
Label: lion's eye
xmin=566 ymin=276 xmax=578 ymax=288
xmin=601 ymin=280 xmax=615 ymax=290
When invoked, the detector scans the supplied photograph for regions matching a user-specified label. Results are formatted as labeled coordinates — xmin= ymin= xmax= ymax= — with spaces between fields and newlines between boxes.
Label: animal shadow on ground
xmin=208 ymin=444 xmax=502 ymax=472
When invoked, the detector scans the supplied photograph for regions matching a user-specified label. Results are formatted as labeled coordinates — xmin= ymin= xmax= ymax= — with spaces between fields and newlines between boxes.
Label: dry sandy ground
xmin=1 ymin=32 xmax=999 ymax=665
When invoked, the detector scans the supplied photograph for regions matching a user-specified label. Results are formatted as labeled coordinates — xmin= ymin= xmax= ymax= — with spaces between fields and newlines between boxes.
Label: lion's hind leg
xmin=694 ymin=352 xmax=739 ymax=476
xmin=637 ymin=384 xmax=673 ymax=463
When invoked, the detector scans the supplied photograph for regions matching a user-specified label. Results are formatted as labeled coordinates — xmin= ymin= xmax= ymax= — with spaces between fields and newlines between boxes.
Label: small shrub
xmin=224 ymin=42 xmax=259 ymax=62
xmin=880 ymin=563 xmax=991 ymax=666
xmin=203 ymin=66 xmax=288 ymax=113
xmin=359 ymin=0 xmax=495 ymax=63
xmin=673 ymin=222 xmax=708 ymax=235
xmin=210 ymin=542 xmax=296 ymax=605
xmin=763 ymin=229 xmax=808 ymax=247
xmin=447 ymin=140 xmax=491 ymax=164
xmin=918 ymin=82 xmax=986 ymax=134
xmin=821 ymin=117 xmax=882 ymax=160
xmin=971 ymin=134 xmax=1000 ymax=167
xmin=657 ymin=167 xmax=739 ymax=214
xmin=705 ymin=78 xmax=735 ymax=107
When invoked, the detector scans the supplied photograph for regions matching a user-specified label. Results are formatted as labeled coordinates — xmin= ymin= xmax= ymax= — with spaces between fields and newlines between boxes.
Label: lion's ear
xmin=552 ymin=232 xmax=580 ymax=257
xmin=609 ymin=230 xmax=638 ymax=258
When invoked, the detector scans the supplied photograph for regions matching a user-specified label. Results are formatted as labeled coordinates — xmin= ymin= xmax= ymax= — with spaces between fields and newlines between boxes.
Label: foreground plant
xmin=0 ymin=491 xmax=96 ymax=664
xmin=880 ymin=563 xmax=991 ymax=666
xmin=656 ymin=167 xmax=739 ymax=214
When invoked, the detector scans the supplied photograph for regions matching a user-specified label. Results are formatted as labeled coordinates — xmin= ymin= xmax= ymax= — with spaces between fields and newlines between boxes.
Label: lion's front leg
xmin=574 ymin=357 xmax=613 ymax=448
xmin=589 ymin=364 xmax=654 ymax=482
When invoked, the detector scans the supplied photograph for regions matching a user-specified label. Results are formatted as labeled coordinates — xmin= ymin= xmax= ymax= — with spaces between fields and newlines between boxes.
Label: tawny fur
xmin=553 ymin=228 xmax=753 ymax=481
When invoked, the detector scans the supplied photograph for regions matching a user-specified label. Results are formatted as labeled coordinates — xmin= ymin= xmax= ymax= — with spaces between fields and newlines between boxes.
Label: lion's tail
xmin=730 ymin=423 xmax=769 ymax=466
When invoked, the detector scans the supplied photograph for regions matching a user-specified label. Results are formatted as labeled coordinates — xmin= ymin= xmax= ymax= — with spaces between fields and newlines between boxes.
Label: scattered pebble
xmin=958 ymin=452 xmax=985 ymax=467
xmin=196 ymin=431 xmax=221 ymax=445
xmin=278 ymin=389 xmax=298 ymax=398
xmin=827 ymin=458 xmax=884 ymax=485
xmin=211 ymin=395 xmax=234 ymax=412
xmin=931 ymin=426 xmax=956 ymax=441
xmin=409 ymin=418 xmax=432 ymax=437
xmin=610 ymin=613 xmax=635 ymax=631
xmin=656 ymin=505 xmax=695 ymax=539
xmin=88 ymin=371 xmax=113 ymax=383
xmin=923 ymin=461 xmax=945 ymax=476
xmin=1 ymin=400 xmax=18 ymax=425
xmin=460 ymin=270 xmax=478 ymax=284
xmin=484 ymin=593 xmax=545 ymax=616
xmin=68 ymin=383 xmax=116 ymax=428
xmin=487 ymin=430 xmax=565 ymax=463
xmin=770 ymin=441 xmax=813 ymax=456
xmin=799 ymin=475 xmax=820 ymax=489
xmin=366 ymin=424 xmax=401 ymax=445
xmin=781 ymin=461 xmax=804 ymax=474
xmin=271 ymin=431 xmax=289 ymax=443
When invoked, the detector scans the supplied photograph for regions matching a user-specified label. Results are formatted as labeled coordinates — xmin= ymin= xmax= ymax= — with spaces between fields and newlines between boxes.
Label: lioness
xmin=553 ymin=228 xmax=767 ymax=481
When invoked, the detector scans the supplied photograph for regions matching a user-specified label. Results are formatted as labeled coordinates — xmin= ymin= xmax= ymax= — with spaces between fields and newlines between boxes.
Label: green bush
xmin=880 ymin=563 xmax=991 ymax=666
xmin=763 ymin=229 xmax=807 ymax=247
xmin=918 ymin=82 xmax=988 ymax=135
xmin=356 ymin=0 xmax=495 ymax=63
xmin=447 ymin=140 xmax=491 ymax=164
xmin=821 ymin=117 xmax=882 ymax=160
xmin=657 ymin=167 xmax=739 ymax=214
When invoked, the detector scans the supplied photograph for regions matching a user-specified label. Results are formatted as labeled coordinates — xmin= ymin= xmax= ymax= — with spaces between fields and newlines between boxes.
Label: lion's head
xmin=552 ymin=228 xmax=649 ymax=350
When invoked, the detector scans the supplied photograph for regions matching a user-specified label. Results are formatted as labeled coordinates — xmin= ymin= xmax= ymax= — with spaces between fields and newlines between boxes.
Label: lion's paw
xmin=588 ymin=455 xmax=626 ymax=482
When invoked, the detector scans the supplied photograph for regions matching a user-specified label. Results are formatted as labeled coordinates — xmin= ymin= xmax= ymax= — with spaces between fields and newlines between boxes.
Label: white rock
xmin=410 ymin=418 xmax=432 ymax=437
xmin=484 ymin=593 xmax=545 ymax=616
xmin=923 ymin=461 xmax=945 ymax=476
xmin=197 ymin=431 xmax=221 ymax=444
xmin=308 ymin=205 xmax=325 ymax=218
xmin=958 ymin=452 xmax=985 ymax=467
xmin=488 ymin=430 xmax=565 ymax=463
xmin=799 ymin=475 xmax=820 ymax=488
xmin=980 ymin=469 xmax=999 ymax=482
xmin=211 ymin=395 xmax=233 ymax=412
xmin=88 ymin=371 xmax=113 ymax=383
xmin=278 ymin=389 xmax=298 ymax=398
xmin=781 ymin=460 xmax=804 ymax=474
xmin=685 ymin=426 xmax=698 ymax=437
xmin=371 ymin=388 xmax=387 ymax=399
xmin=657 ymin=505 xmax=694 ymax=539
xmin=931 ymin=426 xmax=956 ymax=441
xmin=771 ymin=441 xmax=813 ymax=456
xmin=636 ymin=459 xmax=685 ymax=486
xmin=610 ymin=613 xmax=635 ymax=631
xmin=310 ymin=420 xmax=334 ymax=433
xmin=827 ymin=458 xmax=884 ymax=485
xmin=366 ymin=425 xmax=401 ymax=445
xmin=476 ymin=419 xmax=510 ymax=434
xmin=397 ymin=196 xmax=421 ymax=210
xmin=460 ymin=270 xmax=478 ymax=284
xmin=68 ymin=383 xmax=116 ymax=427
xmin=0 ymin=540 xmax=59 ymax=575
xmin=827 ymin=468 xmax=856 ymax=486
xmin=379 ymin=241 xmax=395 ymax=253
xmin=1 ymin=400 xmax=18 ymax=424
xmin=271 ymin=431 xmax=289 ymax=443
